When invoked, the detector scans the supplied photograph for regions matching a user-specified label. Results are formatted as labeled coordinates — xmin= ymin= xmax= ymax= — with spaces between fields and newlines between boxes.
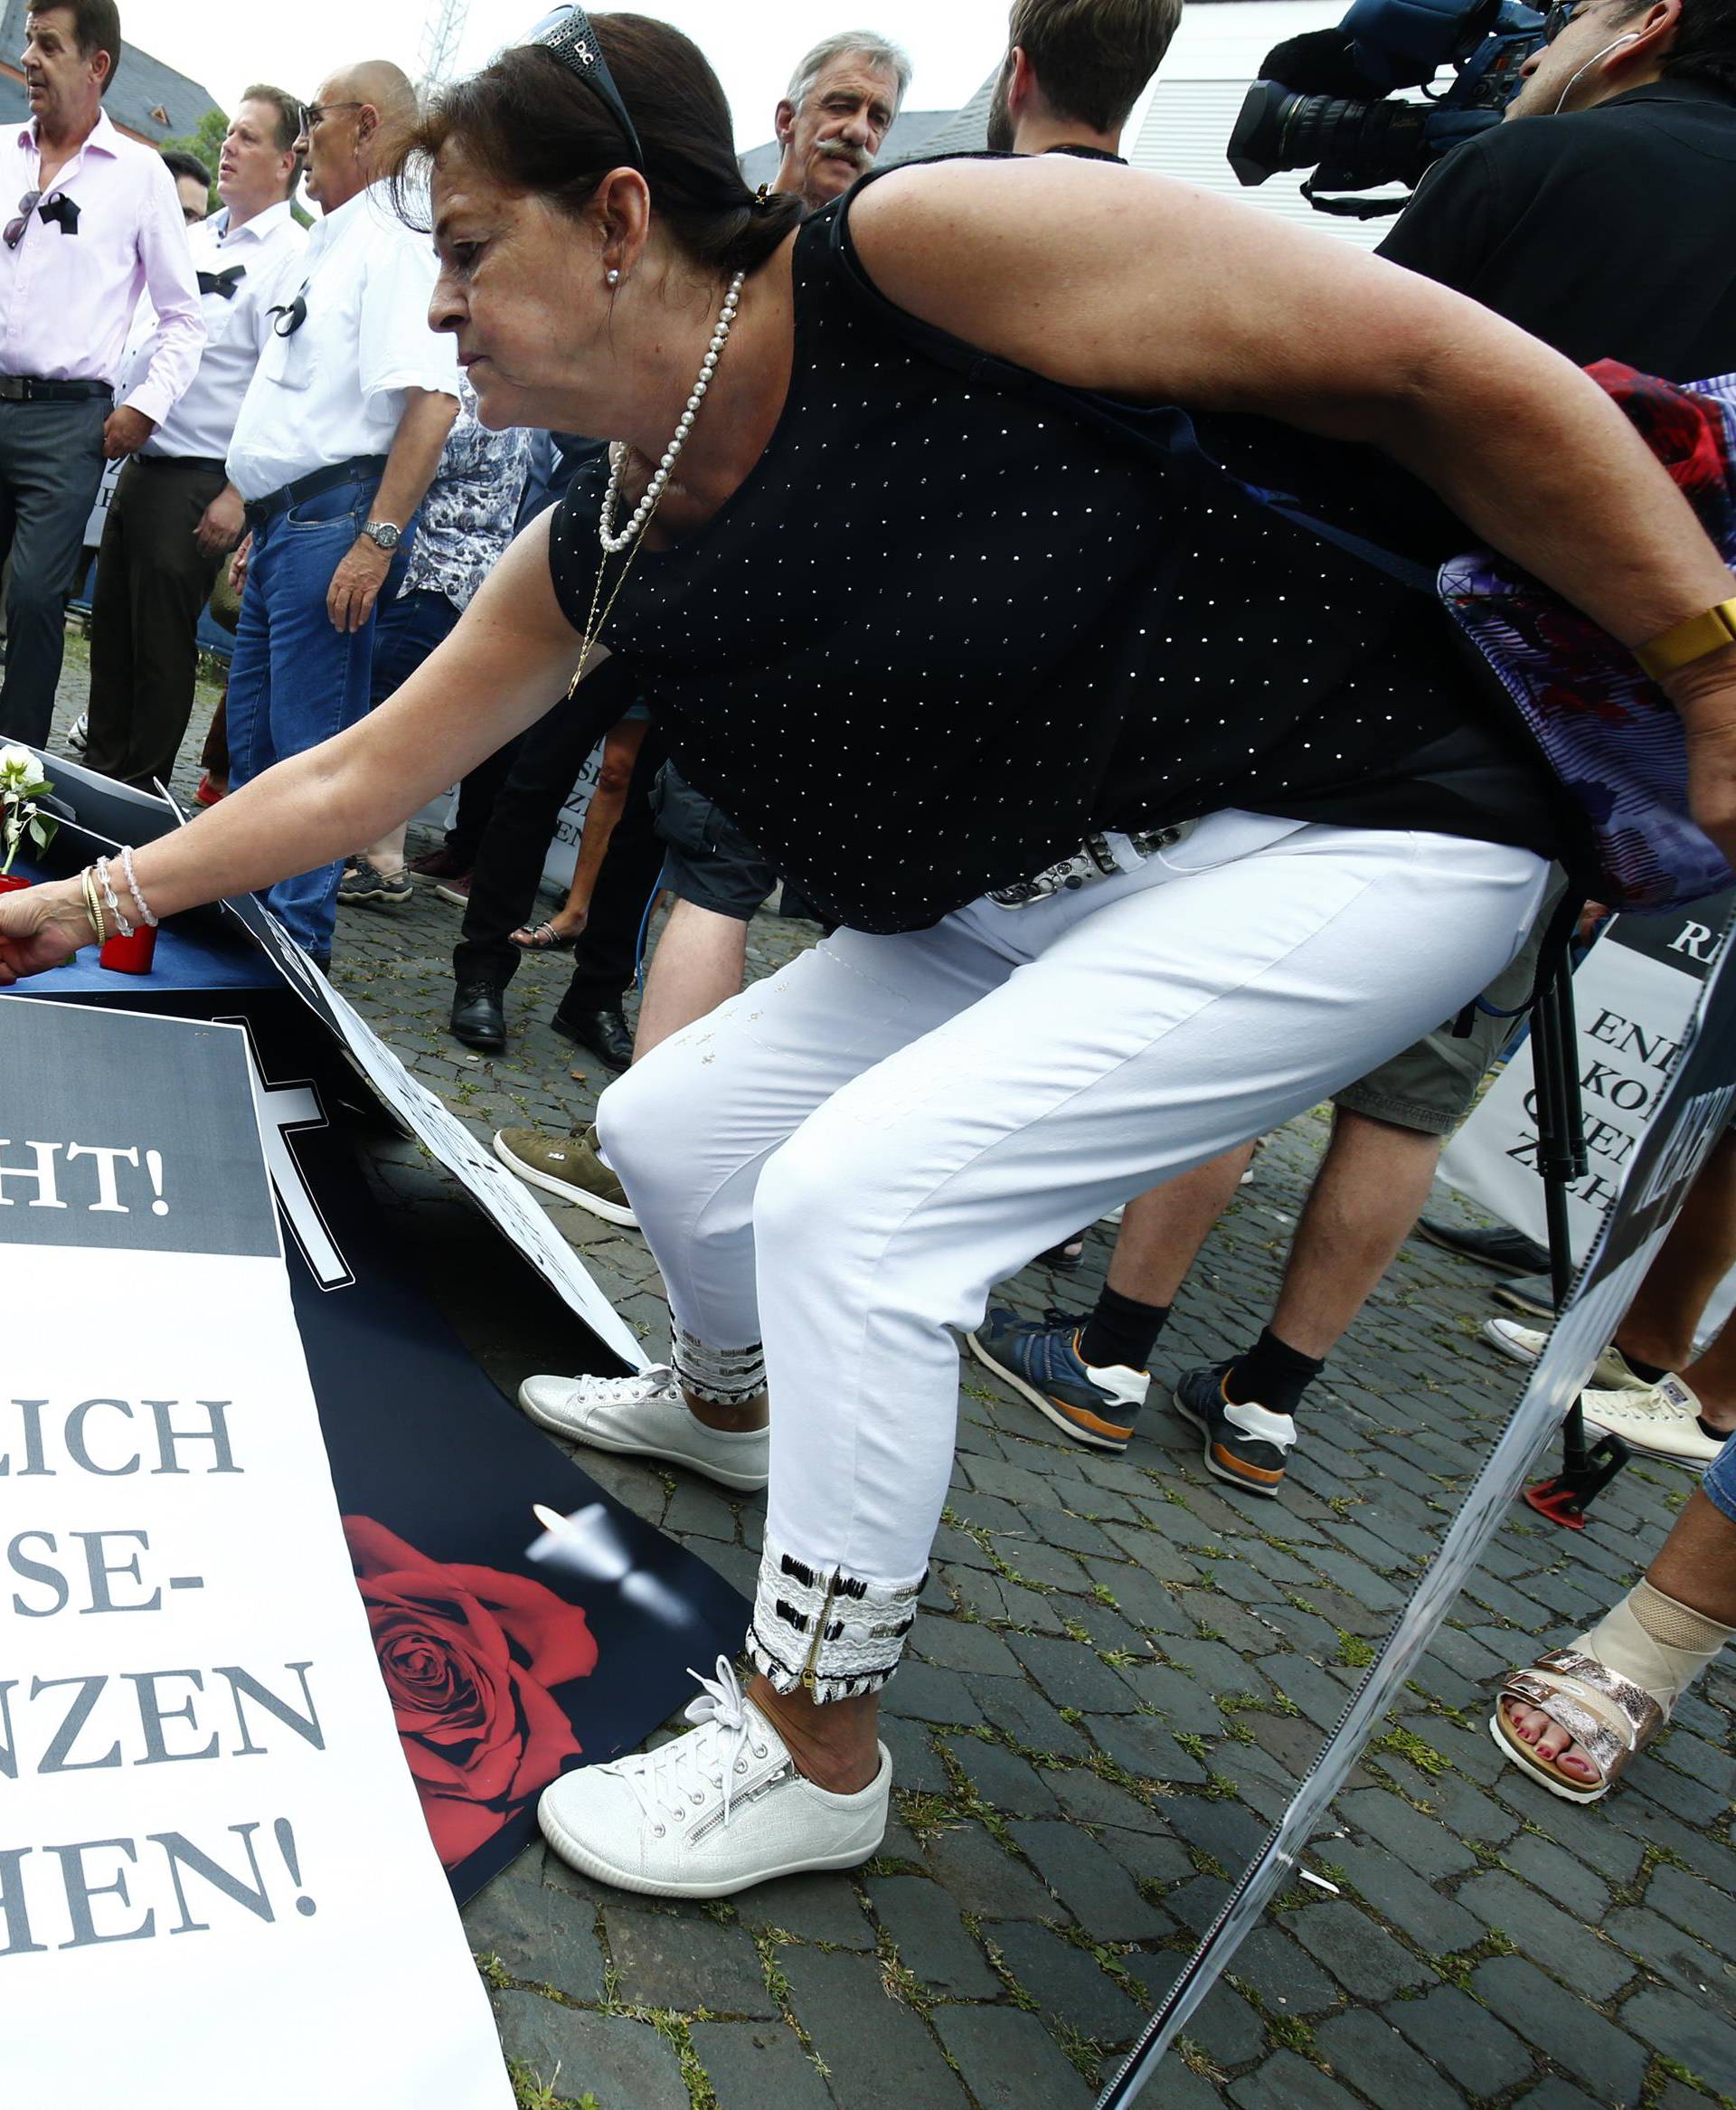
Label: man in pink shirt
xmin=0 ymin=1 xmax=204 ymax=748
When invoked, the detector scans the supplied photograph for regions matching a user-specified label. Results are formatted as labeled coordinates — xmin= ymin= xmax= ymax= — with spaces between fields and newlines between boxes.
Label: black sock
xmin=1224 ymin=1328 xmax=1325 ymax=1417
xmin=1079 ymin=1285 xmax=1169 ymax=1373
xmin=1618 ymin=1348 xmax=1671 ymax=1385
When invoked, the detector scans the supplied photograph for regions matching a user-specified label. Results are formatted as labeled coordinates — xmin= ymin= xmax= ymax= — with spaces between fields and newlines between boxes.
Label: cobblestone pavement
xmin=45 ymin=652 xmax=1736 ymax=2110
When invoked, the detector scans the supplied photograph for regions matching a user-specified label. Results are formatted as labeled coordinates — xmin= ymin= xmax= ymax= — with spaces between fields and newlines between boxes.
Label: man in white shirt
xmin=223 ymin=60 xmax=458 ymax=964
xmin=83 ymin=88 xmax=308 ymax=793
xmin=0 ymin=0 xmax=204 ymax=747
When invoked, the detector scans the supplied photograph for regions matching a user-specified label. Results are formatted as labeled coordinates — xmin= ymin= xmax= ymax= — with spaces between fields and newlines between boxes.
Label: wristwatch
xmin=360 ymin=519 xmax=402 ymax=553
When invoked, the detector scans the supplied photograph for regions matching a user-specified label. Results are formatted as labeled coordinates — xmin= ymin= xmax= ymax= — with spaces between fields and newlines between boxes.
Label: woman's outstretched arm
xmin=0 ymin=512 xmax=606 ymax=979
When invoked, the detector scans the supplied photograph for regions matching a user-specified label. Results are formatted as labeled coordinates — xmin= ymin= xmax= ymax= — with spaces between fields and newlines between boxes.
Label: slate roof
xmin=0 ymin=0 xmax=221 ymax=145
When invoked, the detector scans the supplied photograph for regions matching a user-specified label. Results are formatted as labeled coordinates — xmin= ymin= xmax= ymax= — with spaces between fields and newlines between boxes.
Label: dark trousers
xmin=454 ymin=652 xmax=663 ymax=1008
xmin=0 ymin=395 xmax=109 ymax=746
xmin=83 ymin=455 xmax=228 ymax=791
xmin=445 ymin=734 xmax=526 ymax=869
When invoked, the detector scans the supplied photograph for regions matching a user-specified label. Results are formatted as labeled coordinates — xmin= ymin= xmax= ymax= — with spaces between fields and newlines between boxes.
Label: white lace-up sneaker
xmin=539 ymin=1658 xmax=892 ymax=1898
xmin=1481 ymin=1320 xmax=1646 ymax=1393
xmin=518 ymin=1367 xmax=769 ymax=1492
xmin=1581 ymin=1372 xmax=1725 ymax=1464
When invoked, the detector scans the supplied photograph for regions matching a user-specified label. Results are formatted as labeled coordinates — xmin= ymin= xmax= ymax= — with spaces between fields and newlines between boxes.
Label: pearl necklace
xmin=599 ymin=270 xmax=746 ymax=554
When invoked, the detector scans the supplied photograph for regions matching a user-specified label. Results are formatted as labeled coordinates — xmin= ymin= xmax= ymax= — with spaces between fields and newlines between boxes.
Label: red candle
xmin=100 ymin=925 xmax=157 ymax=975
xmin=0 ymin=874 xmax=31 ymax=895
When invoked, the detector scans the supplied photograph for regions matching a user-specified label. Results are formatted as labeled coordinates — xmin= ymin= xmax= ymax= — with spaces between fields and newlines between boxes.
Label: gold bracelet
xmin=1634 ymin=599 xmax=1736 ymax=682
xmin=80 ymin=866 xmax=107 ymax=947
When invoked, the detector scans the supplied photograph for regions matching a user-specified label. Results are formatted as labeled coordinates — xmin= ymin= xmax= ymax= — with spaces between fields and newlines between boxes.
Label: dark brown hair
xmin=241 ymin=81 xmax=307 ymax=194
xmin=398 ymin=13 xmax=803 ymax=278
xmin=1615 ymin=0 xmax=1736 ymax=95
xmin=26 ymin=0 xmax=122 ymax=93
xmin=1008 ymin=0 xmax=1181 ymax=130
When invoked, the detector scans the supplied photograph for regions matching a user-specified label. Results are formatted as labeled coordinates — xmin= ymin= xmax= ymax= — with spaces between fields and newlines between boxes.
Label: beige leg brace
xmin=1574 ymin=1578 xmax=1736 ymax=1716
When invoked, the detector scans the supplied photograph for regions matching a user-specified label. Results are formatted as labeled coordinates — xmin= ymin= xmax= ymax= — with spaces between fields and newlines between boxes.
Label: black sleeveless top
xmin=548 ymin=180 xmax=1560 ymax=934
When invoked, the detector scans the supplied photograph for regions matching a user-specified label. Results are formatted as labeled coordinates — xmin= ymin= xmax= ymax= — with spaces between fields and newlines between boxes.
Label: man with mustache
xmin=0 ymin=0 xmax=204 ymax=749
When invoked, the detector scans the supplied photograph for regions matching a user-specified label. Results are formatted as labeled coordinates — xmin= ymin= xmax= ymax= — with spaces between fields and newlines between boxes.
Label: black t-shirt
xmin=548 ymin=184 xmax=1559 ymax=934
xmin=1377 ymin=80 xmax=1736 ymax=380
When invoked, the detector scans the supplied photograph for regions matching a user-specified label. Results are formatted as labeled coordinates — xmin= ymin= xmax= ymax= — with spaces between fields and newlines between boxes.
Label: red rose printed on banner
xmin=343 ymin=1516 xmax=599 ymax=1866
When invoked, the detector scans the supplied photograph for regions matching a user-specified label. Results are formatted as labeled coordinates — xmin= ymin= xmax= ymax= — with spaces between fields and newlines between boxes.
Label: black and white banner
xmin=1 ymin=1002 xmax=514 ymax=2106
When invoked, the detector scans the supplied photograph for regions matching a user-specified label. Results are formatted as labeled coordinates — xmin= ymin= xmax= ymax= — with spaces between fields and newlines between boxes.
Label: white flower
xmin=0 ymin=743 xmax=35 ymax=781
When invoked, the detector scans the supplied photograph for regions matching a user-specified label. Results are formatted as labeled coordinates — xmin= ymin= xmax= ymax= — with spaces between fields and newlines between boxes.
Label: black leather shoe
xmin=1417 ymin=1216 xmax=1552 ymax=1274
xmin=551 ymin=1002 xmax=633 ymax=1074
xmin=451 ymin=980 xmax=506 ymax=1054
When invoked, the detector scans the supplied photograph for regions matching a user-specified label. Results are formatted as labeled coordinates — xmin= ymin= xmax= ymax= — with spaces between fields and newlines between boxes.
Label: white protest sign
xmin=0 ymin=1000 xmax=514 ymax=2109
xmin=1439 ymin=894 xmax=1733 ymax=1286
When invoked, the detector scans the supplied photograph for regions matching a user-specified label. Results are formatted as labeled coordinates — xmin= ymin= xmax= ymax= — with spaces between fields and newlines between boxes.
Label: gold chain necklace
xmin=567 ymin=445 xmax=660 ymax=697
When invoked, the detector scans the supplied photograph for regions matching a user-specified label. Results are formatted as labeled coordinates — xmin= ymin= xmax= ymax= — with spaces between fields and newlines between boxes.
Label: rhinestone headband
xmin=527 ymin=5 xmax=646 ymax=169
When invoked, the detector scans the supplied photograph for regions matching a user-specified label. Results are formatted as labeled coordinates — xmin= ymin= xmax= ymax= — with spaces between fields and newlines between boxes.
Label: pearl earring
xmin=606 ymin=267 xmax=621 ymax=287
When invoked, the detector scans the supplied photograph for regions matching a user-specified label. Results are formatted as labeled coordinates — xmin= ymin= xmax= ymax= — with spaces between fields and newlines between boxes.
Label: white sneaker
xmin=1581 ymin=1372 xmax=1725 ymax=1464
xmin=67 ymin=711 xmax=88 ymax=754
xmin=1482 ymin=1319 xmax=1645 ymax=1392
xmin=518 ymin=1366 xmax=769 ymax=1491
xmin=539 ymin=1657 xmax=892 ymax=1898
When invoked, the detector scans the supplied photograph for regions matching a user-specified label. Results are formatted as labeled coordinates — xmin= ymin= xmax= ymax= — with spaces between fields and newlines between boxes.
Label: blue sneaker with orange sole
xmin=967 ymin=1308 xmax=1148 ymax=1452
xmin=1172 ymin=1361 xmax=1296 ymax=1497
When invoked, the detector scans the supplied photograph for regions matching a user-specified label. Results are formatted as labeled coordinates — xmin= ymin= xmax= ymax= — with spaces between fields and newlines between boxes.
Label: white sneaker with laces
xmin=1580 ymin=1372 xmax=1723 ymax=1464
xmin=1481 ymin=1320 xmax=1645 ymax=1393
xmin=518 ymin=1366 xmax=769 ymax=1491
xmin=539 ymin=1658 xmax=892 ymax=1898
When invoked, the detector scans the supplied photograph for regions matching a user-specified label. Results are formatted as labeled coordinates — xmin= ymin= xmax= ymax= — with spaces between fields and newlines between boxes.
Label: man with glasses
xmin=82 ymin=90 xmax=307 ymax=796
xmin=976 ymin=0 xmax=1736 ymax=1490
xmin=222 ymin=61 xmax=458 ymax=966
xmin=0 ymin=0 xmax=204 ymax=748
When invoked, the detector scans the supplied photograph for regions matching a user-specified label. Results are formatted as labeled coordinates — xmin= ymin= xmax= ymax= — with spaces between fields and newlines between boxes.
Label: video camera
xmin=1227 ymin=0 xmax=1546 ymax=216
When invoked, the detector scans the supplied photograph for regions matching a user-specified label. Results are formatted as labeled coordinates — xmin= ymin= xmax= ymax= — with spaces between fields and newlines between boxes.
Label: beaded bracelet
xmin=94 ymin=856 xmax=134 ymax=940
xmin=118 ymin=845 xmax=158 ymax=929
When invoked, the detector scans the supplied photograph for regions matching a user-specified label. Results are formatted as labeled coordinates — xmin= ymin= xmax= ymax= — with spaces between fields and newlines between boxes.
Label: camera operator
xmin=972 ymin=0 xmax=1736 ymax=1484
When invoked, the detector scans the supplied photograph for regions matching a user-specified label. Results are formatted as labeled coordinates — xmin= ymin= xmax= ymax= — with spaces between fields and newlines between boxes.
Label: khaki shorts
xmin=1334 ymin=868 xmax=1567 ymax=1137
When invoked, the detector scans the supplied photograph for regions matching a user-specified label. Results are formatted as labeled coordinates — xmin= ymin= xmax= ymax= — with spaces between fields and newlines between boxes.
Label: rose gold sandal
xmin=1489 ymin=1648 xmax=1665 ymax=1803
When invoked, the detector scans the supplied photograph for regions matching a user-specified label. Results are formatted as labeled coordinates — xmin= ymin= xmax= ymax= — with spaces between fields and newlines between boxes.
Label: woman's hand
xmin=0 ymin=878 xmax=98 ymax=984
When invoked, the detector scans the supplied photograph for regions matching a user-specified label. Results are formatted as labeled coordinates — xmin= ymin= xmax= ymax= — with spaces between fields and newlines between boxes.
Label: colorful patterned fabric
xmin=1439 ymin=363 xmax=1736 ymax=912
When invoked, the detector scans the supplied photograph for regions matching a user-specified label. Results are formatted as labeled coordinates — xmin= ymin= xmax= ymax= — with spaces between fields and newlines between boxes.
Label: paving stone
xmin=778 ymin=1948 xmax=968 ymax=2110
xmin=998 ymin=1579 xmax=1070 ymax=1633
xmin=1111 ymin=1659 xmax=1233 ymax=1736
xmin=1188 ymin=1979 xmax=1269 ymax=2067
xmin=923 ymin=1821 xmax=1057 ymax=1922
xmin=931 ymin=2002 xmax=1096 ymax=2107
xmin=1507 ymin=2083 xmax=1606 ymax=2110
xmin=1262 ymin=1653 xmax=1356 ymax=1732
xmin=1456 ymin=1872 xmax=1636 ymax=2004
xmin=1288 ymin=1900 xmax=1436 ymax=2001
xmin=1175 ymin=1590 xmax=1284 ymax=1653
xmin=1159 ymin=1635 xmax=1273 ymax=1700
xmin=1336 ymin=1787 xmax=1478 ymax=1880
xmin=966 ymin=1676 xmax=1091 ymax=1760
xmin=1228 ymin=2048 xmax=1366 ymax=2110
xmin=1315 ymin=2009 xmax=1463 ymax=2110
xmin=1329 ymin=1845 xmax=1480 ymax=1954
xmin=1009 ymin=1819 xmax=1173 ymax=1941
xmin=1081 ymin=1711 xmax=1211 ymax=1785
xmin=908 ymin=1614 xmax=1024 ymax=1678
xmin=1082 ymin=1560 xmax=1193 ymax=1634
xmin=881 ymin=1662 xmax=986 ymax=1728
xmin=1048 ymin=1766 xmax=1155 ymax=1831
xmin=1604 ymin=1907 xmax=1736 ymax=2018
xmin=603 ymin=1900 xmax=778 ymax=2017
xmin=868 ymin=1874 xmax=1001 ymax=1998
xmin=737 ymin=1874 xmax=874 ymax=1948
xmin=1098 ymin=1822 xmax=1195 ymax=1891
xmin=989 ymin=1920 xmax=1146 ymax=2043
xmin=1225 ymin=1925 xmax=1341 ymax=2017
xmin=687 ymin=2020 xmax=834 ymax=2110
xmin=1618 ymin=1983 xmax=1736 ymax=2093
xmin=493 ymin=1992 xmax=689 ymax=2109
xmin=941 ymin=1733 xmax=1061 ymax=1816
xmin=1006 ymin=1632 xmax=1140 ymax=1714
xmin=1646 ymin=1864 xmax=1736 ymax=1956
xmin=461 ymin=1862 xmax=608 ymax=2003
xmin=999 ymin=1538 xmax=1095 ymax=1593
xmin=1099 ymin=1523 xmax=1204 ymax=1585
xmin=1470 ymin=1956 xmax=1650 ymax=2102
xmin=1165 ymin=1793 xmax=1270 ymax=1874
xmin=1386 ymin=1983 xmax=1537 ymax=2097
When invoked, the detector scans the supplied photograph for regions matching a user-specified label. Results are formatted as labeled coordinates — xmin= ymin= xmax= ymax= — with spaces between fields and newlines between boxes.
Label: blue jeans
xmin=227 ymin=478 xmax=413 ymax=957
xmin=370 ymin=586 xmax=460 ymax=704
xmin=1704 ymin=1431 xmax=1736 ymax=1526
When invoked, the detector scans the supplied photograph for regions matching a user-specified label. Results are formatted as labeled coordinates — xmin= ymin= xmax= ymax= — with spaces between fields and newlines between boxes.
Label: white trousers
xmin=599 ymin=812 xmax=1547 ymax=1697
